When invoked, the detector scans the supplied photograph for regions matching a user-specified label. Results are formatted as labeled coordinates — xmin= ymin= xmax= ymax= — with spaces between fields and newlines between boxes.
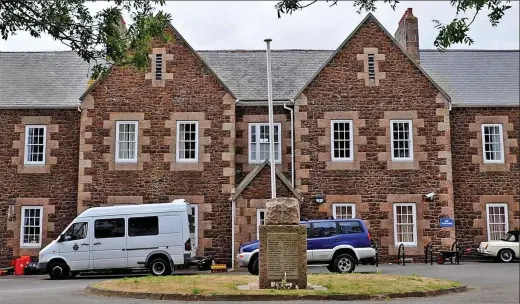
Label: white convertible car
xmin=477 ymin=230 xmax=519 ymax=263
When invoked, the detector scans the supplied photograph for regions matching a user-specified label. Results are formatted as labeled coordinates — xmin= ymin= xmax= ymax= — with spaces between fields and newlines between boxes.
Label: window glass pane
xmin=332 ymin=121 xmax=352 ymax=160
xmin=312 ymin=222 xmax=337 ymax=237
xmin=338 ymin=221 xmax=363 ymax=234
xmin=392 ymin=121 xmax=412 ymax=160
xmin=177 ymin=122 xmax=198 ymax=161
xmin=488 ymin=205 xmax=508 ymax=240
xmin=250 ymin=124 xmax=281 ymax=162
xmin=128 ymin=216 xmax=159 ymax=237
xmin=395 ymin=204 xmax=415 ymax=243
xmin=64 ymin=222 xmax=88 ymax=241
xmin=94 ymin=218 xmax=125 ymax=239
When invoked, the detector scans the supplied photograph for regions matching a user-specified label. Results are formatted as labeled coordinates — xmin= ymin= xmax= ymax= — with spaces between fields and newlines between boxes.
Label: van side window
xmin=64 ymin=222 xmax=88 ymax=241
xmin=338 ymin=221 xmax=364 ymax=234
xmin=312 ymin=222 xmax=337 ymax=238
xmin=95 ymin=218 xmax=125 ymax=239
xmin=128 ymin=216 xmax=159 ymax=237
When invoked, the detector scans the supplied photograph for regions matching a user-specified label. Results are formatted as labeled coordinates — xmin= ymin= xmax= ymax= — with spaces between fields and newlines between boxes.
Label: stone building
xmin=0 ymin=9 xmax=518 ymax=267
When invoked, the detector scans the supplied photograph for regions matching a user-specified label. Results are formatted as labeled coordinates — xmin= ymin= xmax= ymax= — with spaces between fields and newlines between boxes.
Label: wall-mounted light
xmin=315 ymin=194 xmax=325 ymax=204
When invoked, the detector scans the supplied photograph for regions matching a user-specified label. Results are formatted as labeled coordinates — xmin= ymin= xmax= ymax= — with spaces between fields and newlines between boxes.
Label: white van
xmin=38 ymin=199 xmax=193 ymax=279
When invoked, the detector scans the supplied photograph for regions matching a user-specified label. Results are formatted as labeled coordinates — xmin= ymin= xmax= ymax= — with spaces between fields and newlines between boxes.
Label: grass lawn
xmin=92 ymin=273 xmax=461 ymax=296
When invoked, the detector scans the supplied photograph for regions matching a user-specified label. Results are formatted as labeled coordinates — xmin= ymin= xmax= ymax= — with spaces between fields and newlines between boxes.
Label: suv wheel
xmin=334 ymin=254 xmax=356 ymax=274
xmin=248 ymin=255 xmax=259 ymax=275
xmin=499 ymin=249 xmax=514 ymax=263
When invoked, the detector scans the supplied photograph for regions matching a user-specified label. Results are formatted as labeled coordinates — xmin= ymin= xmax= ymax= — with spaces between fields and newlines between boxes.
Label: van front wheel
xmin=149 ymin=258 xmax=171 ymax=276
xmin=48 ymin=261 xmax=69 ymax=280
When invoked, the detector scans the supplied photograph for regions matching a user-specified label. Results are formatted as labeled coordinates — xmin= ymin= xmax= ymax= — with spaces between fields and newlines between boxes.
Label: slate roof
xmin=419 ymin=50 xmax=519 ymax=107
xmin=198 ymin=50 xmax=332 ymax=101
xmin=1 ymin=49 xmax=518 ymax=108
xmin=0 ymin=51 xmax=93 ymax=108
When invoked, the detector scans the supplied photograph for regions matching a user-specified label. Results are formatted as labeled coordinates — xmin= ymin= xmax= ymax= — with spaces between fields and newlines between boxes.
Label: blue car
xmin=237 ymin=218 xmax=377 ymax=275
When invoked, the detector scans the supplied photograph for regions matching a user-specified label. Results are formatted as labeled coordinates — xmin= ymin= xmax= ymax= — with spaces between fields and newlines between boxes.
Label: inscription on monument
xmin=266 ymin=232 xmax=299 ymax=280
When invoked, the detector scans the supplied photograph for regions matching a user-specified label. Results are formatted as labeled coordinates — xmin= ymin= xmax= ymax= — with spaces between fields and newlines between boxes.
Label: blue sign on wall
xmin=440 ymin=218 xmax=455 ymax=227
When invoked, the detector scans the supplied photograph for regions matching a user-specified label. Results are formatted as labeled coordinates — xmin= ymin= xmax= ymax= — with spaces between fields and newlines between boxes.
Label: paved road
xmin=0 ymin=262 xmax=518 ymax=304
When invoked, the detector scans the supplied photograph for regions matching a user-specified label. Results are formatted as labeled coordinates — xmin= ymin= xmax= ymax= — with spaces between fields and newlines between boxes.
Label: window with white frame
xmin=115 ymin=121 xmax=138 ymax=163
xmin=393 ymin=203 xmax=417 ymax=246
xmin=332 ymin=204 xmax=356 ymax=219
xmin=155 ymin=54 xmax=163 ymax=80
xmin=24 ymin=125 xmax=46 ymax=165
xmin=249 ymin=123 xmax=281 ymax=164
xmin=176 ymin=121 xmax=199 ymax=162
xmin=391 ymin=120 xmax=414 ymax=161
xmin=486 ymin=204 xmax=509 ymax=241
xmin=256 ymin=209 xmax=266 ymax=239
xmin=331 ymin=120 xmax=353 ymax=161
xmin=482 ymin=124 xmax=504 ymax=163
xmin=20 ymin=206 xmax=43 ymax=247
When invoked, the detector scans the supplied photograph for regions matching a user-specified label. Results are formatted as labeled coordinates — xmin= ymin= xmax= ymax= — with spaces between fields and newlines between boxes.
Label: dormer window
xmin=155 ymin=54 xmax=163 ymax=80
xmin=368 ymin=54 xmax=375 ymax=80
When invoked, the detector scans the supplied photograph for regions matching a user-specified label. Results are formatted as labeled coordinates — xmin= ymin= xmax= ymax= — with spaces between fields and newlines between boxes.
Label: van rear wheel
xmin=149 ymin=258 xmax=171 ymax=276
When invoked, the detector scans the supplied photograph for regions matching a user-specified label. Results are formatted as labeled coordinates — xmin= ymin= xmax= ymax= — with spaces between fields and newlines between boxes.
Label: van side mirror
xmin=58 ymin=235 xmax=65 ymax=242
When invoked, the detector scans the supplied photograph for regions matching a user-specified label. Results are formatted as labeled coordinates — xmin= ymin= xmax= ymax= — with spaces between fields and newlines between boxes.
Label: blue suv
xmin=237 ymin=219 xmax=376 ymax=275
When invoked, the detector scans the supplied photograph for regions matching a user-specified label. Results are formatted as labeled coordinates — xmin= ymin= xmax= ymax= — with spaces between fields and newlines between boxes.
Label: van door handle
xmin=93 ymin=242 xmax=101 ymax=245
xmin=81 ymin=243 xmax=89 ymax=246
xmin=334 ymin=239 xmax=340 ymax=242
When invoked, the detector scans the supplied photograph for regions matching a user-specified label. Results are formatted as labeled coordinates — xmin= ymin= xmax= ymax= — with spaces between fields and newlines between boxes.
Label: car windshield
xmin=500 ymin=232 xmax=517 ymax=242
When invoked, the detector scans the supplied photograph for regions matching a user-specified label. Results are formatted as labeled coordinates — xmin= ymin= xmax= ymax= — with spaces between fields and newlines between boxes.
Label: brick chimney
xmin=395 ymin=8 xmax=420 ymax=63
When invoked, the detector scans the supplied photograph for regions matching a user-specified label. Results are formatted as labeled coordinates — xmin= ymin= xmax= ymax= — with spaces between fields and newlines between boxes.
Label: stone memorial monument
xmin=259 ymin=197 xmax=307 ymax=289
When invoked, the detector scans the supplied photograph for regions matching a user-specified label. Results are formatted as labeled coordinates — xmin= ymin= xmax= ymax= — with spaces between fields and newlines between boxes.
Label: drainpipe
xmin=283 ymin=101 xmax=295 ymax=188
xmin=230 ymin=98 xmax=239 ymax=270
xmin=231 ymin=199 xmax=236 ymax=270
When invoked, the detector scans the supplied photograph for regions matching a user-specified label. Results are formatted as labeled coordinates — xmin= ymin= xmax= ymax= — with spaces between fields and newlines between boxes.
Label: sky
xmin=1 ymin=1 xmax=519 ymax=51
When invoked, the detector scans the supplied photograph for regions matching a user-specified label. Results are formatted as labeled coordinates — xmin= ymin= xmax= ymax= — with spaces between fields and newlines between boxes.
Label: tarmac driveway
xmin=0 ymin=262 xmax=518 ymax=304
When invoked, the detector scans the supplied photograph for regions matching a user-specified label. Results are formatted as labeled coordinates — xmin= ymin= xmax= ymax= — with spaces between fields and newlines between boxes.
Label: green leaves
xmin=0 ymin=0 xmax=171 ymax=79
xmin=275 ymin=0 xmax=511 ymax=50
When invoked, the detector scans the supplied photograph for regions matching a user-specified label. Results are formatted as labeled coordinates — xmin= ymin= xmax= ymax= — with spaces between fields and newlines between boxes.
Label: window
xmin=20 ymin=206 xmax=43 ymax=247
xmin=368 ymin=54 xmax=375 ymax=80
xmin=311 ymin=222 xmax=337 ymax=238
xmin=393 ymin=203 xmax=417 ymax=246
xmin=391 ymin=120 xmax=413 ymax=161
xmin=486 ymin=204 xmax=509 ymax=241
xmin=94 ymin=218 xmax=125 ymax=239
xmin=482 ymin=124 xmax=504 ymax=163
xmin=249 ymin=123 xmax=281 ymax=164
xmin=189 ymin=205 xmax=198 ymax=253
xmin=115 ymin=121 xmax=138 ymax=163
xmin=24 ymin=125 xmax=46 ymax=165
xmin=128 ymin=216 xmax=159 ymax=237
xmin=176 ymin=121 xmax=199 ymax=162
xmin=331 ymin=120 xmax=353 ymax=161
xmin=256 ymin=209 xmax=266 ymax=239
xmin=63 ymin=222 xmax=88 ymax=241
xmin=155 ymin=54 xmax=163 ymax=80
xmin=333 ymin=204 xmax=356 ymax=219
xmin=338 ymin=221 xmax=364 ymax=234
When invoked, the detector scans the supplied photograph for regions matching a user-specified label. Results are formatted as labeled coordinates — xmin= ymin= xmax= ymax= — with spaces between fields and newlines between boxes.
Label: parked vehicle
xmin=237 ymin=219 xmax=377 ymax=275
xmin=477 ymin=230 xmax=519 ymax=263
xmin=38 ymin=199 xmax=193 ymax=279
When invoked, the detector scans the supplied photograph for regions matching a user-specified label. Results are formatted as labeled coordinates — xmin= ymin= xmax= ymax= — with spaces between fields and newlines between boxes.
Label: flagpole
xmin=265 ymin=38 xmax=276 ymax=199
